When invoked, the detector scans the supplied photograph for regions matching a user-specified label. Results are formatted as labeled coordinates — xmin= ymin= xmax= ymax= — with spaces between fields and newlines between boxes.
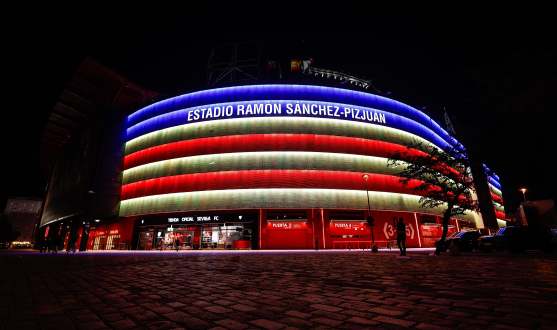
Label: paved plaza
xmin=1 ymin=250 xmax=557 ymax=330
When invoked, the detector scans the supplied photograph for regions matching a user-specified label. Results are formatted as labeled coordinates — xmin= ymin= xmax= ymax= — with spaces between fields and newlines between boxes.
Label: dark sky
xmin=3 ymin=3 xmax=556 ymax=214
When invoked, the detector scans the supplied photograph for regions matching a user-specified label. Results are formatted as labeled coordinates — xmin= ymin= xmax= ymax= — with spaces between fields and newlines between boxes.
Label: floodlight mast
xmin=303 ymin=67 xmax=382 ymax=93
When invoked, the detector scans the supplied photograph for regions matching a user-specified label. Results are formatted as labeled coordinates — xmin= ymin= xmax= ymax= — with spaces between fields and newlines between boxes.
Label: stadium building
xmin=36 ymin=57 xmax=505 ymax=251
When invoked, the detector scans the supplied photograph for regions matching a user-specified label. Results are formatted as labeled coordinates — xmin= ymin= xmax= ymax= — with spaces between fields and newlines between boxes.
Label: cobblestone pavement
xmin=1 ymin=250 xmax=557 ymax=330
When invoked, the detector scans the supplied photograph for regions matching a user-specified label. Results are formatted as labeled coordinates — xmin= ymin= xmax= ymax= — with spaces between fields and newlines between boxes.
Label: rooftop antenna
xmin=444 ymin=107 xmax=456 ymax=136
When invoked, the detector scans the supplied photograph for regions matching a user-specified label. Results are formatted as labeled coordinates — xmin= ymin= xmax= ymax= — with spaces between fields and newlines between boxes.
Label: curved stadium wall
xmin=119 ymin=84 xmax=482 ymax=226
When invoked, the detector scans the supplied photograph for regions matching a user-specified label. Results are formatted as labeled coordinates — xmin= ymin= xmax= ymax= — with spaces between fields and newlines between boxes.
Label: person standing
xmin=40 ymin=237 xmax=46 ymax=253
xmin=315 ymin=236 xmax=319 ymax=251
xmin=51 ymin=235 xmax=60 ymax=254
xmin=159 ymin=238 xmax=164 ymax=251
xmin=175 ymin=236 xmax=181 ymax=252
xmin=396 ymin=217 xmax=407 ymax=257
xmin=73 ymin=234 xmax=79 ymax=253
xmin=44 ymin=237 xmax=51 ymax=253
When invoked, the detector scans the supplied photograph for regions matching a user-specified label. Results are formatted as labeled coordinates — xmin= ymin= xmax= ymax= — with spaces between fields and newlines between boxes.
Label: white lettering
xmin=183 ymin=102 xmax=384 ymax=125
xmin=318 ymin=104 xmax=326 ymax=115
xmin=366 ymin=110 xmax=373 ymax=121
xmin=265 ymin=104 xmax=272 ymax=114
xmin=286 ymin=103 xmax=293 ymax=114
xmin=327 ymin=105 xmax=333 ymax=116
xmin=311 ymin=104 xmax=318 ymax=115
xmin=254 ymin=103 xmax=263 ymax=114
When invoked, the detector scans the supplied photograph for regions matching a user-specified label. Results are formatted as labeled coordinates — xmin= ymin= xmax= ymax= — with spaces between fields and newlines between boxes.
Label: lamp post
xmin=362 ymin=174 xmax=378 ymax=253
xmin=520 ymin=188 xmax=527 ymax=202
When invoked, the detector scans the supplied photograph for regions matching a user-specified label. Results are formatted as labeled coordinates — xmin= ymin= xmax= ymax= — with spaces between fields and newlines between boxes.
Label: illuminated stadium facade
xmin=37 ymin=60 xmax=504 ymax=251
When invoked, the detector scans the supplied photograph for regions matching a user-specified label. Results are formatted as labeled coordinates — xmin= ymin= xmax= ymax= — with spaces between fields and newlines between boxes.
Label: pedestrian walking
xmin=51 ymin=235 xmax=60 ymax=254
xmin=315 ymin=236 xmax=319 ymax=251
xmin=175 ymin=236 xmax=181 ymax=252
xmin=395 ymin=217 xmax=407 ymax=257
xmin=67 ymin=234 xmax=78 ymax=254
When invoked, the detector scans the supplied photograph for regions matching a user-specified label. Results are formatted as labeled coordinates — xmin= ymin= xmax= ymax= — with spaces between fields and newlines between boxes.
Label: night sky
xmin=3 ymin=3 xmax=556 ymax=214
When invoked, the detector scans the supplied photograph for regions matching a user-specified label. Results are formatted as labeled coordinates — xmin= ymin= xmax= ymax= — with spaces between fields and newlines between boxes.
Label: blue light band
xmin=127 ymin=100 xmax=451 ymax=150
xmin=127 ymin=84 xmax=451 ymax=146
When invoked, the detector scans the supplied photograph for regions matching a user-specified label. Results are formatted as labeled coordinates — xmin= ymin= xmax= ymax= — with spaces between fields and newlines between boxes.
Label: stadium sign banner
xmin=185 ymin=101 xmax=387 ymax=124
xmin=167 ymin=214 xmax=256 ymax=224
xmin=138 ymin=213 xmax=258 ymax=226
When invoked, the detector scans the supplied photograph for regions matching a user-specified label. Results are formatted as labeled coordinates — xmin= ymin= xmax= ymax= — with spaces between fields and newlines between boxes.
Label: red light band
xmin=120 ymin=170 xmax=422 ymax=200
xmin=124 ymin=134 xmax=426 ymax=170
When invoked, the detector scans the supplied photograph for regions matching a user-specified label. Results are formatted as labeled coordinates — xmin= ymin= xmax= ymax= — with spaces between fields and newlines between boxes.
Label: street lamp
xmin=520 ymin=188 xmax=527 ymax=202
xmin=362 ymin=174 xmax=378 ymax=253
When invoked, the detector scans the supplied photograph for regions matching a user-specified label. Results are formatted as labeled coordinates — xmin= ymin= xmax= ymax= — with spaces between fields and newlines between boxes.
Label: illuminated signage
xmin=333 ymin=223 xmax=364 ymax=230
xmin=163 ymin=214 xmax=255 ymax=225
xmin=197 ymin=215 xmax=217 ymax=222
xmin=270 ymin=222 xmax=303 ymax=229
xmin=185 ymin=101 xmax=386 ymax=125
xmin=92 ymin=229 xmax=119 ymax=236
